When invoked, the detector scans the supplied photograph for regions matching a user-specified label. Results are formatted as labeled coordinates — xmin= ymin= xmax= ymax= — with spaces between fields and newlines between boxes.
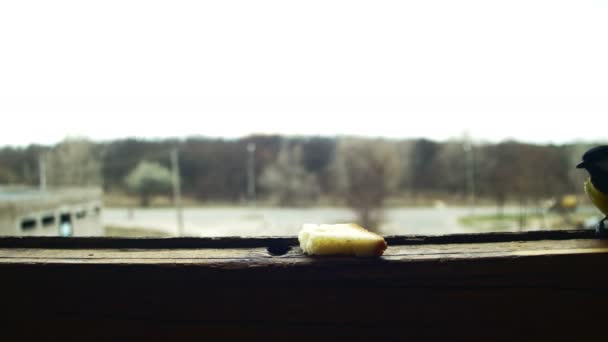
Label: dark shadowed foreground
xmin=1 ymin=230 xmax=606 ymax=341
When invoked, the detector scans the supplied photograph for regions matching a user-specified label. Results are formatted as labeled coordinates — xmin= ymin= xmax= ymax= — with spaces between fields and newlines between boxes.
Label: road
xmin=102 ymin=206 xmax=522 ymax=237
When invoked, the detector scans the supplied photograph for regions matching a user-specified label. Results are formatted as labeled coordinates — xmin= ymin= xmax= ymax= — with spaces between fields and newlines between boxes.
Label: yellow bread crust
xmin=372 ymin=239 xmax=388 ymax=257
xmin=298 ymin=223 xmax=388 ymax=257
xmin=344 ymin=223 xmax=384 ymax=239
xmin=343 ymin=223 xmax=388 ymax=256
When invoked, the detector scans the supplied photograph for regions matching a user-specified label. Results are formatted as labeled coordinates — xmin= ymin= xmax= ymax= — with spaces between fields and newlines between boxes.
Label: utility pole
xmin=247 ymin=143 xmax=256 ymax=207
xmin=463 ymin=135 xmax=476 ymax=214
xmin=38 ymin=153 xmax=47 ymax=192
xmin=171 ymin=149 xmax=184 ymax=236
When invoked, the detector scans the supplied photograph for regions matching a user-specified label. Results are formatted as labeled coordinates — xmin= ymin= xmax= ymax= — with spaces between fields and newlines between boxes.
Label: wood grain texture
xmin=0 ymin=237 xmax=606 ymax=263
xmin=0 ymin=228 xmax=596 ymax=248
xmin=1 ymin=236 xmax=607 ymax=341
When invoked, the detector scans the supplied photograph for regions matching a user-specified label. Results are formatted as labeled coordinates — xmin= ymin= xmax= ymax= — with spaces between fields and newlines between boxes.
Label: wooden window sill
xmin=0 ymin=233 xmax=606 ymax=265
xmin=1 ymin=230 xmax=607 ymax=341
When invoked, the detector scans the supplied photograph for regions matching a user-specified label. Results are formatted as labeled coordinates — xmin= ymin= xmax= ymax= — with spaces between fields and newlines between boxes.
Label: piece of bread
xmin=298 ymin=223 xmax=387 ymax=257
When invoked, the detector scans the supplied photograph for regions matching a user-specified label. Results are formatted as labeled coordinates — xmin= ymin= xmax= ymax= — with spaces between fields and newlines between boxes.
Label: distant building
xmin=0 ymin=187 xmax=103 ymax=236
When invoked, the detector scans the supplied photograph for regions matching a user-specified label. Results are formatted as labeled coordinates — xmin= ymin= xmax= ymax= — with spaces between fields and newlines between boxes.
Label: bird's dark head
xmin=576 ymin=145 xmax=608 ymax=172
xmin=577 ymin=146 xmax=608 ymax=194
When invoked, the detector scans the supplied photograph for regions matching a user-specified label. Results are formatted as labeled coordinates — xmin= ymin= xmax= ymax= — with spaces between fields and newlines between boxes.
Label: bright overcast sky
xmin=0 ymin=0 xmax=607 ymax=146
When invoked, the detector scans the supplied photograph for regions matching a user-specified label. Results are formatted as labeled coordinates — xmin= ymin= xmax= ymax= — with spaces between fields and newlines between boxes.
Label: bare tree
xmin=432 ymin=139 xmax=468 ymax=197
xmin=477 ymin=142 xmax=527 ymax=217
xmin=331 ymin=138 xmax=401 ymax=230
xmin=259 ymin=143 xmax=320 ymax=206
xmin=0 ymin=168 xmax=16 ymax=184
xmin=46 ymin=138 xmax=102 ymax=187
xmin=395 ymin=139 xmax=415 ymax=194
xmin=409 ymin=139 xmax=441 ymax=197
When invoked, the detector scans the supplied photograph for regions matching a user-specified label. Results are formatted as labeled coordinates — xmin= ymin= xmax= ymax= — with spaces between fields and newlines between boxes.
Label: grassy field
xmin=102 ymin=192 xmax=599 ymax=236
xmin=102 ymin=206 xmax=561 ymax=237
xmin=104 ymin=225 xmax=171 ymax=237
xmin=103 ymin=192 xmax=508 ymax=209
xmin=458 ymin=211 xmax=597 ymax=232
xmin=103 ymin=193 xmax=203 ymax=208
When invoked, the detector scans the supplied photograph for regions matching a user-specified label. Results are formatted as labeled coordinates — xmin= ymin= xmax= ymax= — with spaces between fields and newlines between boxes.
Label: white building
xmin=0 ymin=187 xmax=103 ymax=236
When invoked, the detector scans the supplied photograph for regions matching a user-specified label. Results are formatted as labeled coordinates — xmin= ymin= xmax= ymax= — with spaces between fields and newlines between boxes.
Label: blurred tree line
xmin=0 ymin=135 xmax=595 ymax=226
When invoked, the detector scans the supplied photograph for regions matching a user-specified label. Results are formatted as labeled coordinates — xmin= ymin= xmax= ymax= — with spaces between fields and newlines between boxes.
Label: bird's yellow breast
xmin=584 ymin=178 xmax=608 ymax=216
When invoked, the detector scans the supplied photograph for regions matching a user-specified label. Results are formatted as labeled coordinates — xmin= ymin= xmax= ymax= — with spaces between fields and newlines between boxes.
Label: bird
xmin=577 ymin=145 xmax=608 ymax=236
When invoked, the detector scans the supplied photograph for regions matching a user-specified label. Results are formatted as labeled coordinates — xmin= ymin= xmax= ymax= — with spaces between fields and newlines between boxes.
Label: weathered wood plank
xmin=2 ymin=236 xmax=607 ymax=341
xmin=0 ymin=229 xmax=596 ymax=249
xmin=0 ymin=238 xmax=606 ymax=264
